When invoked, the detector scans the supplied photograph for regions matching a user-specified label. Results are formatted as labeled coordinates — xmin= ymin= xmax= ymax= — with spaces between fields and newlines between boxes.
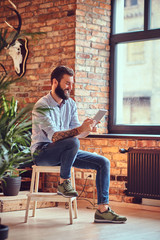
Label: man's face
xmin=55 ymin=74 xmax=73 ymax=100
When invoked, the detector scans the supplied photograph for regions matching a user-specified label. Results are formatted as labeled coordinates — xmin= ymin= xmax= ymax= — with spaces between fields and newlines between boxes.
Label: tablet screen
xmin=93 ymin=109 xmax=107 ymax=123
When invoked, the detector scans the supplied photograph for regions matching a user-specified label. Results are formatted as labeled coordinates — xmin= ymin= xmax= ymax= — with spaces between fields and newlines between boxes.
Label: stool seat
xmin=24 ymin=165 xmax=78 ymax=224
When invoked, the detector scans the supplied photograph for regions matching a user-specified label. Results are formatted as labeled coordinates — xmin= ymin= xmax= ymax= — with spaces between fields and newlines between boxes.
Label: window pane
xmin=131 ymin=0 xmax=137 ymax=6
xmin=150 ymin=0 xmax=160 ymax=29
xmin=114 ymin=0 xmax=144 ymax=34
xmin=115 ymin=39 xmax=160 ymax=125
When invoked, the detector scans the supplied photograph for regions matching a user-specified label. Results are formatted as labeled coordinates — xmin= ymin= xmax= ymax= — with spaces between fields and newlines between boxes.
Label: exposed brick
xmin=110 ymin=161 xmax=116 ymax=168
xmin=110 ymin=181 xmax=125 ymax=189
xmin=123 ymin=196 xmax=135 ymax=203
xmin=117 ymin=162 xmax=127 ymax=169
xmin=40 ymin=26 xmax=52 ymax=32
xmin=112 ymin=154 xmax=127 ymax=161
xmin=85 ymin=85 xmax=99 ymax=91
xmin=109 ymin=188 xmax=118 ymax=194
xmin=18 ymin=2 xmax=31 ymax=8
xmin=92 ymin=42 xmax=106 ymax=49
xmin=39 ymin=2 xmax=53 ymax=8
xmin=117 ymin=176 xmax=127 ymax=182
xmin=110 ymin=168 xmax=121 ymax=175
xmin=136 ymin=140 xmax=156 ymax=148
xmin=121 ymin=169 xmax=127 ymax=176
xmin=93 ymin=7 xmax=106 ymax=15
xmin=2 ymin=0 xmax=152 ymax=207
xmin=91 ymin=139 xmax=108 ymax=146
xmin=16 ymin=93 xmax=28 ymax=98
xmin=102 ymin=147 xmax=119 ymax=153
xmin=76 ymin=9 xmax=86 ymax=16
xmin=100 ymin=3 xmax=111 ymax=10
xmin=109 ymin=195 xmax=123 ymax=202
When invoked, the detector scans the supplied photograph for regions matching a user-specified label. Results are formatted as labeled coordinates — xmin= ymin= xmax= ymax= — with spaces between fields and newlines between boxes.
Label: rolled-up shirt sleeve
xmin=32 ymin=102 xmax=58 ymax=142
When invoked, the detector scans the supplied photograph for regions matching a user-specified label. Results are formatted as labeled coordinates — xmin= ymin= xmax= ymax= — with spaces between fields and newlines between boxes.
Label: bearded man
xmin=31 ymin=65 xmax=127 ymax=223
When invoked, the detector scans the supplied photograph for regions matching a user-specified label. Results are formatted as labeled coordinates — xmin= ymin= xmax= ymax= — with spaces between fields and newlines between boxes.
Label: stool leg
xmin=33 ymin=171 xmax=40 ymax=217
xmin=25 ymin=195 xmax=31 ymax=223
xmin=25 ymin=166 xmax=35 ymax=222
xmin=69 ymin=198 xmax=73 ymax=224
xmin=73 ymin=198 xmax=78 ymax=219
xmin=30 ymin=167 xmax=36 ymax=193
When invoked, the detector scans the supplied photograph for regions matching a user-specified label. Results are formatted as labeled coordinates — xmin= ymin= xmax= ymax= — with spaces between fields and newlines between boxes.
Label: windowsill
xmin=87 ymin=133 xmax=160 ymax=140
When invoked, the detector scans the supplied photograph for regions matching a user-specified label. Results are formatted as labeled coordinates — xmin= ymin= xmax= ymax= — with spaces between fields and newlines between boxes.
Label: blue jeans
xmin=33 ymin=137 xmax=110 ymax=205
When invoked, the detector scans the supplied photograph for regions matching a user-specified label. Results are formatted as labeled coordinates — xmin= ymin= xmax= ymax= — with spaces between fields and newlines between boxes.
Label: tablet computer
xmin=93 ymin=109 xmax=107 ymax=124
xmin=77 ymin=109 xmax=107 ymax=138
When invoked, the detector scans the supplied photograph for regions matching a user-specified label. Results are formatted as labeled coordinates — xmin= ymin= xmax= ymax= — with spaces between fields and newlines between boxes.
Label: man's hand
xmin=52 ymin=118 xmax=97 ymax=143
xmin=78 ymin=118 xmax=96 ymax=134
xmin=91 ymin=125 xmax=97 ymax=133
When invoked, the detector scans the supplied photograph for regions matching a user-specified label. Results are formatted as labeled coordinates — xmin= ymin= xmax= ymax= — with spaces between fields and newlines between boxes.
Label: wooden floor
xmin=1 ymin=200 xmax=160 ymax=240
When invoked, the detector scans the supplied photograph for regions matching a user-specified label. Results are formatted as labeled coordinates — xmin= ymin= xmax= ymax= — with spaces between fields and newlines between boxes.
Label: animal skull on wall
xmin=8 ymin=38 xmax=28 ymax=77
xmin=0 ymin=0 xmax=29 ymax=77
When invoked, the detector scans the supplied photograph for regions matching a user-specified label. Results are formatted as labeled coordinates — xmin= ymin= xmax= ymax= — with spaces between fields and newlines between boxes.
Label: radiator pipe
xmin=119 ymin=148 xmax=128 ymax=153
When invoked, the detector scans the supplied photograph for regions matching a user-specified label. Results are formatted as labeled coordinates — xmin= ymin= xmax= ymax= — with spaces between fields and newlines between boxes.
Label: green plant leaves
xmin=0 ymin=96 xmax=33 ymax=178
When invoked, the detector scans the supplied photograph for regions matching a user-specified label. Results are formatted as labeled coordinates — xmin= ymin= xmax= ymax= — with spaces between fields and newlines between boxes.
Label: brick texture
xmin=0 ymin=0 xmax=76 ymax=103
xmin=75 ymin=0 xmax=111 ymax=133
xmin=0 ymin=0 xmax=158 ymax=205
xmin=77 ymin=137 xmax=160 ymax=204
xmin=41 ymin=137 xmax=159 ymax=204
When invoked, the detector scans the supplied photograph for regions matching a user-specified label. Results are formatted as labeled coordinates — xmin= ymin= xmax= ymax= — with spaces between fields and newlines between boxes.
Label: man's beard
xmin=55 ymin=82 xmax=70 ymax=100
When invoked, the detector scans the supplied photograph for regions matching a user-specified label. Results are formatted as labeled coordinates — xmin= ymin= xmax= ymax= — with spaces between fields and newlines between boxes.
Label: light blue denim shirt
xmin=31 ymin=91 xmax=80 ymax=154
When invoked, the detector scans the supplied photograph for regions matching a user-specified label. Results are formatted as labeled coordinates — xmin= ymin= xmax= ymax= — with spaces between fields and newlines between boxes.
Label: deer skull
xmin=1 ymin=1 xmax=28 ymax=77
xmin=8 ymin=38 xmax=28 ymax=77
xmin=8 ymin=40 xmax=22 ymax=74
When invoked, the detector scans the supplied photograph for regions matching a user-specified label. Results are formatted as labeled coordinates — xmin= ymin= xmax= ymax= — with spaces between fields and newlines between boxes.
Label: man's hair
xmin=51 ymin=66 xmax=74 ymax=85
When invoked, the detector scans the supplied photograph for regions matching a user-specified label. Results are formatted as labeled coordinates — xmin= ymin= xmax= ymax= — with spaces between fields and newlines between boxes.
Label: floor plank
xmin=1 ymin=201 xmax=160 ymax=240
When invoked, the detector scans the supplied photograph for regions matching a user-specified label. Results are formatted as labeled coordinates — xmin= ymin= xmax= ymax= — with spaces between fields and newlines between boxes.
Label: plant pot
xmin=0 ymin=224 xmax=9 ymax=240
xmin=2 ymin=176 xmax=21 ymax=196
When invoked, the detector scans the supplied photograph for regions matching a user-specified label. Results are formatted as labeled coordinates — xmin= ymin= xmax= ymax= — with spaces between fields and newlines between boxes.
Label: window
xmin=109 ymin=0 xmax=160 ymax=134
xmin=131 ymin=0 xmax=137 ymax=6
xmin=124 ymin=0 xmax=138 ymax=7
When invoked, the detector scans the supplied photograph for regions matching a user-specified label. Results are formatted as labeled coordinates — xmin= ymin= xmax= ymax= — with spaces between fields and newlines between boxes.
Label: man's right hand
xmin=78 ymin=118 xmax=96 ymax=134
xmin=52 ymin=118 xmax=96 ymax=143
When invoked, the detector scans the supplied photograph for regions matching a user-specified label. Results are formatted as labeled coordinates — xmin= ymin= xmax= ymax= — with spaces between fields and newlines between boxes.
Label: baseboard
xmin=109 ymin=200 xmax=160 ymax=212
xmin=142 ymin=198 xmax=160 ymax=207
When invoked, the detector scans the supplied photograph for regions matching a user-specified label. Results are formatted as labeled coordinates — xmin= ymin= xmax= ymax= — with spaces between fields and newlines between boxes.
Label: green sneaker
xmin=94 ymin=207 xmax=127 ymax=223
xmin=57 ymin=179 xmax=78 ymax=198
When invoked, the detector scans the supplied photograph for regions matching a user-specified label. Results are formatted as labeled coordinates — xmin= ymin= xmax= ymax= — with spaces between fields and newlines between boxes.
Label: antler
xmin=8 ymin=0 xmax=17 ymax=9
xmin=5 ymin=0 xmax=22 ymax=48
xmin=0 ymin=63 xmax=7 ymax=77
xmin=0 ymin=0 xmax=22 ymax=50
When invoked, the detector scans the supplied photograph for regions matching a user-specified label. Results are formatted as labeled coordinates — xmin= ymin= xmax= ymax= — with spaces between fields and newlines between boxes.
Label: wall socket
xmin=76 ymin=171 xmax=82 ymax=179
xmin=84 ymin=172 xmax=94 ymax=180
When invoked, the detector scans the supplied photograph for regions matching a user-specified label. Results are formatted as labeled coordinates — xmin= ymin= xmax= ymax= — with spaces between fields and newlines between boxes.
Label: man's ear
xmin=53 ymin=78 xmax=58 ymax=86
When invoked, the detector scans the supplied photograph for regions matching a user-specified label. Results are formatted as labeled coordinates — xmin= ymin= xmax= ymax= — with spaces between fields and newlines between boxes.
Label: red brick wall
xmin=75 ymin=0 xmax=111 ymax=133
xmin=79 ymin=138 xmax=160 ymax=203
xmin=1 ymin=0 xmax=158 ymax=204
xmin=0 ymin=0 xmax=76 ymax=103
xmin=0 ymin=0 xmax=111 ymax=133
xmin=44 ymin=137 xmax=160 ymax=204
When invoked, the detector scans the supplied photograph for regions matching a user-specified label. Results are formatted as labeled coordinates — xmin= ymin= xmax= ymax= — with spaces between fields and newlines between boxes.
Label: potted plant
xmin=0 ymin=0 xmax=44 ymax=196
xmin=0 ymin=217 xmax=9 ymax=240
xmin=0 ymin=95 xmax=33 ymax=196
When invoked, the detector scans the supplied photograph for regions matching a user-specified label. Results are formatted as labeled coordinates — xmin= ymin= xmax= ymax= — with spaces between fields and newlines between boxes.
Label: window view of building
xmin=117 ymin=38 xmax=160 ymax=125
xmin=110 ymin=0 xmax=160 ymax=133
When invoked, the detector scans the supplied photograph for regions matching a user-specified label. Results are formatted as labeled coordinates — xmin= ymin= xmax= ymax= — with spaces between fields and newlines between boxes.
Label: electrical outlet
xmin=84 ymin=172 xmax=94 ymax=180
xmin=76 ymin=171 xmax=82 ymax=179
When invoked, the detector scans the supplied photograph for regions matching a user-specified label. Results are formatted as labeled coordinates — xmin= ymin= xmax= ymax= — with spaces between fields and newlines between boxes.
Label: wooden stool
xmin=24 ymin=165 xmax=78 ymax=224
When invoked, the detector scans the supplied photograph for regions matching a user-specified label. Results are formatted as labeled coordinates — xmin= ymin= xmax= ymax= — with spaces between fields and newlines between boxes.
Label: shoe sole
xmin=57 ymin=191 xmax=77 ymax=198
xmin=94 ymin=219 xmax=126 ymax=224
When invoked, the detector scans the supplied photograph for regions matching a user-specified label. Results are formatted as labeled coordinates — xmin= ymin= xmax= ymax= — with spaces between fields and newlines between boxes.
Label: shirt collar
xmin=48 ymin=91 xmax=66 ymax=107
